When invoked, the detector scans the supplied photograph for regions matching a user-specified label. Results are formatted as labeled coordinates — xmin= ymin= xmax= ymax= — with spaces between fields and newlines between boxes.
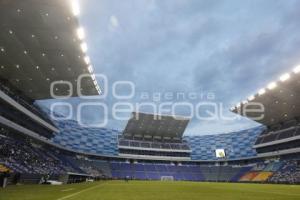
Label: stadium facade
xmin=1 ymin=0 xmax=300 ymax=186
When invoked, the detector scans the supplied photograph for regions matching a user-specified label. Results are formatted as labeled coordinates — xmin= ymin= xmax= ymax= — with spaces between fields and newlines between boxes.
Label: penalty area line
xmin=57 ymin=184 xmax=104 ymax=200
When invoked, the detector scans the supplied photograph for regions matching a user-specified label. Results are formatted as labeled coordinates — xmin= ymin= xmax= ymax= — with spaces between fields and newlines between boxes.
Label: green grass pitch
xmin=1 ymin=181 xmax=300 ymax=200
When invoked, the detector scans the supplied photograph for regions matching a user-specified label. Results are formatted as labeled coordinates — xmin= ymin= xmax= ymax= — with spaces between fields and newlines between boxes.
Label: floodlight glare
xmin=71 ymin=0 xmax=80 ymax=16
xmin=76 ymin=27 xmax=85 ymax=40
xmin=258 ymin=88 xmax=266 ymax=95
xmin=80 ymin=43 xmax=88 ymax=53
xmin=293 ymin=65 xmax=300 ymax=74
xmin=279 ymin=73 xmax=290 ymax=82
xmin=93 ymin=80 xmax=97 ymax=86
xmin=267 ymin=82 xmax=277 ymax=90
xmin=84 ymin=56 xmax=90 ymax=64
xmin=88 ymin=65 xmax=93 ymax=73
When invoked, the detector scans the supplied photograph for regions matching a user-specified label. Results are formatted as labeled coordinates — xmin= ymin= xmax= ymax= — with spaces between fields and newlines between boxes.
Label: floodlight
xmin=293 ymin=65 xmax=300 ymax=74
xmin=76 ymin=27 xmax=85 ymax=40
xmin=267 ymin=82 xmax=277 ymax=90
xmin=71 ymin=0 xmax=80 ymax=16
xmin=279 ymin=73 xmax=290 ymax=82
xmin=80 ymin=43 xmax=88 ymax=53
xmin=84 ymin=56 xmax=90 ymax=64
xmin=258 ymin=88 xmax=266 ymax=95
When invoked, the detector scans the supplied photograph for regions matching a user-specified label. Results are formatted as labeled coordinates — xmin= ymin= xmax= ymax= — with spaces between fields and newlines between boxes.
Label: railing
xmin=118 ymin=138 xmax=190 ymax=151
xmin=0 ymin=81 xmax=54 ymax=126
xmin=255 ymin=126 xmax=300 ymax=146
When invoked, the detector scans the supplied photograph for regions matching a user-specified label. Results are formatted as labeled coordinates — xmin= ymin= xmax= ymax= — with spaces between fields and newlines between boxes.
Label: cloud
xmin=39 ymin=0 xmax=300 ymax=135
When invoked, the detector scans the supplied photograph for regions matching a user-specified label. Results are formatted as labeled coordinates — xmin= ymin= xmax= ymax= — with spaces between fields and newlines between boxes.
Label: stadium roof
xmin=0 ymin=0 xmax=100 ymax=100
xmin=232 ymin=67 xmax=300 ymax=127
xmin=122 ymin=112 xmax=190 ymax=140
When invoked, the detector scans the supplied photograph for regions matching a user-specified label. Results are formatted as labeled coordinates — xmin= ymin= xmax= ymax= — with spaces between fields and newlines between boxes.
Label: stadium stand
xmin=268 ymin=159 xmax=300 ymax=183
xmin=251 ymin=172 xmax=273 ymax=182
xmin=1 ymin=0 xmax=300 ymax=191
xmin=110 ymin=162 xmax=204 ymax=181
xmin=184 ymin=127 xmax=263 ymax=160
xmin=52 ymin=119 xmax=119 ymax=156
xmin=239 ymin=172 xmax=259 ymax=182
xmin=230 ymin=166 xmax=253 ymax=182
xmin=232 ymin=72 xmax=300 ymax=158
xmin=117 ymin=112 xmax=191 ymax=160
xmin=0 ymin=133 xmax=77 ymax=176
xmin=64 ymin=156 xmax=112 ymax=178
xmin=0 ymin=131 xmax=112 ymax=183
xmin=0 ymin=165 xmax=10 ymax=173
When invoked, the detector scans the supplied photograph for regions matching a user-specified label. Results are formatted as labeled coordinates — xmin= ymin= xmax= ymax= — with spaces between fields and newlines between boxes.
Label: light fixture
xmin=88 ymin=65 xmax=93 ymax=73
xmin=80 ymin=42 xmax=88 ymax=53
xmin=76 ymin=27 xmax=85 ymax=40
xmin=279 ymin=73 xmax=290 ymax=82
xmin=267 ymin=82 xmax=277 ymax=90
xmin=93 ymin=80 xmax=98 ymax=86
xmin=248 ymin=95 xmax=255 ymax=101
xmin=293 ymin=65 xmax=300 ymax=74
xmin=258 ymin=88 xmax=266 ymax=95
xmin=84 ymin=56 xmax=90 ymax=64
xmin=71 ymin=0 xmax=80 ymax=16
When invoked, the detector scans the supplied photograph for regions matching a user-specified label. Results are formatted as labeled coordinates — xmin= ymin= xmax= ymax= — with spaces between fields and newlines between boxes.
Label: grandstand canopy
xmin=122 ymin=112 xmax=190 ymax=140
xmin=0 ymin=0 xmax=98 ymax=100
xmin=232 ymin=72 xmax=300 ymax=127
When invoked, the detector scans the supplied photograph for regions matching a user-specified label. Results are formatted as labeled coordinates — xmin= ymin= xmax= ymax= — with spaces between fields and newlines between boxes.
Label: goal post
xmin=160 ymin=176 xmax=174 ymax=181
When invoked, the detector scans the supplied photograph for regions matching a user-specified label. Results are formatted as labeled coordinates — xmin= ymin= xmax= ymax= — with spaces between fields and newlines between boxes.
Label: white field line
xmin=61 ymin=188 xmax=74 ymax=192
xmin=57 ymin=184 xmax=103 ymax=200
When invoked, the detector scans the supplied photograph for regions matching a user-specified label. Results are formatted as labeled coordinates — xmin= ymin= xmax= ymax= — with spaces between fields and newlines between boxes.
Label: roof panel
xmin=0 ymin=0 xmax=98 ymax=100
xmin=232 ymin=73 xmax=300 ymax=126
